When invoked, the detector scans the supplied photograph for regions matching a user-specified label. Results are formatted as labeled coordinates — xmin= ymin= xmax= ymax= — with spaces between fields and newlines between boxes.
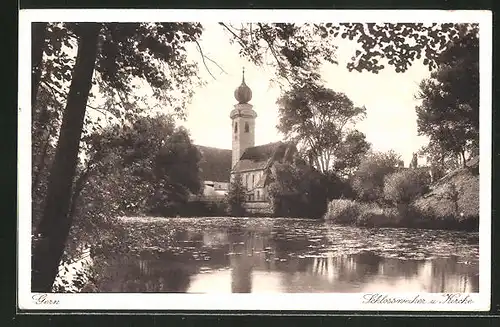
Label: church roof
xmin=196 ymin=145 xmax=232 ymax=182
xmin=233 ymin=141 xmax=294 ymax=173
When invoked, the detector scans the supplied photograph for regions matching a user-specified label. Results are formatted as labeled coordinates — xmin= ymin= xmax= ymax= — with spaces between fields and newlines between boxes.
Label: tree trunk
xmin=32 ymin=22 xmax=48 ymax=108
xmin=461 ymin=150 xmax=467 ymax=168
xmin=31 ymin=23 xmax=101 ymax=292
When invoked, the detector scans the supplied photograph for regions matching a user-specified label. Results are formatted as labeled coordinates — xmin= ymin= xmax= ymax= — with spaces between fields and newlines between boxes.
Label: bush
xmin=268 ymin=161 xmax=329 ymax=219
xmin=324 ymin=199 xmax=361 ymax=224
xmin=351 ymin=150 xmax=402 ymax=202
xmin=324 ymin=171 xmax=356 ymax=200
xmin=384 ymin=169 xmax=431 ymax=204
xmin=325 ymin=199 xmax=402 ymax=227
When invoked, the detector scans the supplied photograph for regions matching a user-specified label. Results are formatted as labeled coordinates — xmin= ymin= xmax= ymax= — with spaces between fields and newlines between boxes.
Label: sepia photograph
xmin=18 ymin=9 xmax=491 ymax=311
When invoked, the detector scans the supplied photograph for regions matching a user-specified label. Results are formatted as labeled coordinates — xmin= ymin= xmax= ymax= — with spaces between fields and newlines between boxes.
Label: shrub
xmin=268 ymin=161 xmax=329 ymax=219
xmin=324 ymin=171 xmax=356 ymax=200
xmin=384 ymin=169 xmax=431 ymax=204
xmin=325 ymin=199 xmax=402 ymax=227
xmin=324 ymin=199 xmax=361 ymax=224
xmin=351 ymin=150 xmax=402 ymax=202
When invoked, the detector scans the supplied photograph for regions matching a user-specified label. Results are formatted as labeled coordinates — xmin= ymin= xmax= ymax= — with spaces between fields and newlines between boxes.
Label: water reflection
xmin=93 ymin=218 xmax=479 ymax=293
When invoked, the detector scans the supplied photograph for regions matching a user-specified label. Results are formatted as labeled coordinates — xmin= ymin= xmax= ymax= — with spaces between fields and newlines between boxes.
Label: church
xmin=194 ymin=70 xmax=296 ymax=213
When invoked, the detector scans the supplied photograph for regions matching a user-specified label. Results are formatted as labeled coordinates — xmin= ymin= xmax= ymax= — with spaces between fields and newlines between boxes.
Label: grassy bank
xmin=324 ymin=166 xmax=479 ymax=231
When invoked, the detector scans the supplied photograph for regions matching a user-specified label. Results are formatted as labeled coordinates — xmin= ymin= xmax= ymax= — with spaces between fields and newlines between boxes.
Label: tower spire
xmin=234 ymin=66 xmax=252 ymax=104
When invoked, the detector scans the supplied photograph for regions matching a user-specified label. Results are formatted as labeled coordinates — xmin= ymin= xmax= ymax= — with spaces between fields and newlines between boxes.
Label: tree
xmin=63 ymin=114 xmax=202 ymax=260
xmin=352 ymin=150 xmax=402 ymax=202
xmin=32 ymin=21 xmax=474 ymax=291
xmin=319 ymin=23 xmax=479 ymax=74
xmin=219 ymin=23 xmax=337 ymax=87
xmin=415 ymin=26 xmax=479 ymax=168
xmin=32 ymin=22 xmax=204 ymax=292
xmin=32 ymin=22 xmax=49 ymax=108
xmin=267 ymin=158 xmax=329 ymax=219
xmin=276 ymin=84 xmax=367 ymax=174
xmin=32 ymin=86 xmax=63 ymax=229
xmin=73 ymin=114 xmax=202 ymax=217
xmin=226 ymin=174 xmax=246 ymax=216
xmin=32 ymin=24 xmax=102 ymax=292
xmin=384 ymin=169 xmax=430 ymax=205
xmin=418 ymin=139 xmax=461 ymax=178
xmin=332 ymin=130 xmax=372 ymax=178
xmin=226 ymin=23 xmax=478 ymax=80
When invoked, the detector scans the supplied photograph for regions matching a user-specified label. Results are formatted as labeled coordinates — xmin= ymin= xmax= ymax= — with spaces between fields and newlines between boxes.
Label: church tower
xmin=230 ymin=68 xmax=257 ymax=169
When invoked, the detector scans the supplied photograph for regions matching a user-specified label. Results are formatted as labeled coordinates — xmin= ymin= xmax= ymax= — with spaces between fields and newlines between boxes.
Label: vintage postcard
xmin=18 ymin=9 xmax=492 ymax=311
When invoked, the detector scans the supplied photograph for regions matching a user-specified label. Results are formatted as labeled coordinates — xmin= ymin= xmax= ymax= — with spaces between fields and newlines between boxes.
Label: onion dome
xmin=234 ymin=68 xmax=252 ymax=104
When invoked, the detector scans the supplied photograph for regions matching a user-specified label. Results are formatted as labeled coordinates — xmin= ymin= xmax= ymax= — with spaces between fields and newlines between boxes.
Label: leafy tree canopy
xmin=276 ymin=83 xmax=368 ymax=174
xmin=222 ymin=23 xmax=478 ymax=87
xmin=268 ymin=158 xmax=330 ymax=219
xmin=226 ymin=173 xmax=246 ymax=216
xmin=83 ymin=114 xmax=202 ymax=214
xmin=415 ymin=25 xmax=479 ymax=167
xmin=352 ymin=150 xmax=402 ymax=202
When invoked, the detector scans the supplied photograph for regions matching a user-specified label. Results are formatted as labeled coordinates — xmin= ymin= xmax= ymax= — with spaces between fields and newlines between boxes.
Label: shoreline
xmin=116 ymin=215 xmax=478 ymax=232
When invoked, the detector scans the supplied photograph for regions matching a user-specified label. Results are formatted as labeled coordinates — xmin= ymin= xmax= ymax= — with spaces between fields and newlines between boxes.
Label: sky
xmin=178 ymin=24 xmax=431 ymax=166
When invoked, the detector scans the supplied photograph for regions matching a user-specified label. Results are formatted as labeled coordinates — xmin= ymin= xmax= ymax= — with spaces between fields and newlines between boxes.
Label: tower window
xmin=234 ymin=122 xmax=238 ymax=133
xmin=244 ymin=122 xmax=249 ymax=133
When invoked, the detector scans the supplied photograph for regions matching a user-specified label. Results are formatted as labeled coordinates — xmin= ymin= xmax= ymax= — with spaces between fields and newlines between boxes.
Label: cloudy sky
xmin=179 ymin=24 xmax=431 ymax=166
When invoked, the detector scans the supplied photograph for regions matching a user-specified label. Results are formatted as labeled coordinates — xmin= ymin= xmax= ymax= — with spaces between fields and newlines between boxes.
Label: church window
xmin=256 ymin=190 xmax=260 ymax=200
xmin=234 ymin=122 xmax=238 ymax=133
xmin=252 ymin=174 xmax=255 ymax=186
xmin=244 ymin=122 xmax=249 ymax=133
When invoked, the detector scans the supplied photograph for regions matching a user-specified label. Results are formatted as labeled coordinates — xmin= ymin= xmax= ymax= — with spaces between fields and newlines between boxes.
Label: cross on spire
xmin=242 ymin=67 xmax=245 ymax=83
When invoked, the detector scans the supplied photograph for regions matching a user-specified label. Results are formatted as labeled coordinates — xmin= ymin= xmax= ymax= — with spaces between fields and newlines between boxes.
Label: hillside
xmin=412 ymin=157 xmax=479 ymax=229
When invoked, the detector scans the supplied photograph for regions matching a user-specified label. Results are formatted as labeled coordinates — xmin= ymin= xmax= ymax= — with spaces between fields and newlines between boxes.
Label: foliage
xmin=318 ymin=23 xmax=479 ymax=73
xmin=226 ymin=173 xmax=247 ymax=216
xmin=415 ymin=26 xmax=479 ymax=167
xmin=222 ymin=23 xmax=477 ymax=85
xmin=384 ymin=169 xmax=431 ymax=205
xmin=413 ymin=167 xmax=478 ymax=221
xmin=32 ymin=21 xmax=480 ymax=291
xmin=324 ymin=199 xmax=401 ymax=227
xmin=80 ymin=114 xmax=202 ymax=216
xmin=325 ymin=196 xmax=477 ymax=230
xmin=332 ymin=130 xmax=372 ymax=178
xmin=276 ymin=84 xmax=368 ymax=174
xmin=220 ymin=23 xmax=337 ymax=86
xmin=32 ymin=22 xmax=206 ymax=291
xmin=267 ymin=159 xmax=329 ymax=219
xmin=36 ymin=22 xmax=203 ymax=120
xmin=56 ymin=115 xmax=201 ymax=264
xmin=32 ymin=87 xmax=62 ymax=229
xmin=322 ymin=171 xmax=356 ymax=200
xmin=351 ymin=150 xmax=402 ymax=202
xmin=417 ymin=139 xmax=461 ymax=179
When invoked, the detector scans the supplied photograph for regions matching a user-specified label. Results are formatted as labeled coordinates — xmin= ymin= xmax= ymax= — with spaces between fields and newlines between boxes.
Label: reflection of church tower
xmin=231 ymin=68 xmax=257 ymax=169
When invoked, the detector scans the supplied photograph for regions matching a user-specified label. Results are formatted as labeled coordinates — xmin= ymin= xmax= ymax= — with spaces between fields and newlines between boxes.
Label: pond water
xmin=93 ymin=217 xmax=479 ymax=293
